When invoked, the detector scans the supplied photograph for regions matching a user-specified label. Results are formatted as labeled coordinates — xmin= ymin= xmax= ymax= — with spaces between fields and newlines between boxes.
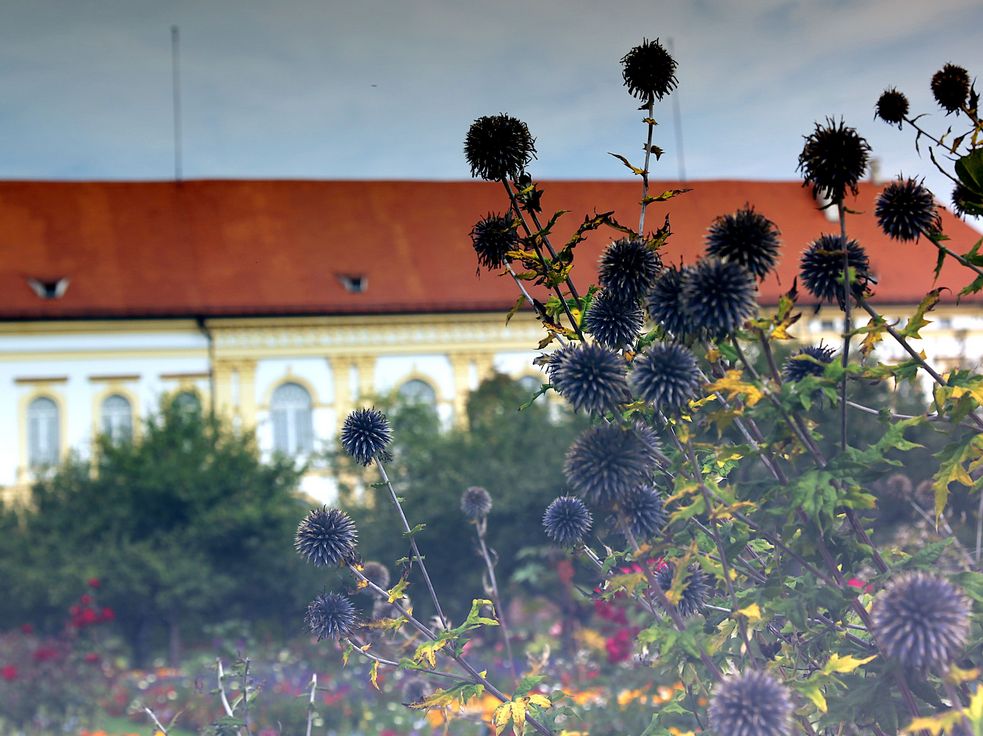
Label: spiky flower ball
xmin=800 ymin=234 xmax=871 ymax=306
xmin=953 ymin=182 xmax=983 ymax=218
xmin=361 ymin=561 xmax=391 ymax=592
xmin=656 ymin=562 xmax=711 ymax=617
xmin=705 ymin=206 xmax=781 ymax=280
xmin=461 ymin=486 xmax=493 ymax=520
xmin=564 ymin=424 xmax=657 ymax=503
xmin=798 ymin=118 xmax=871 ymax=202
xmin=630 ymin=343 xmax=701 ymax=414
xmin=709 ymin=670 xmax=793 ymax=736
xmin=550 ymin=343 xmax=629 ymax=414
xmin=875 ymin=88 xmax=909 ymax=127
xmin=681 ymin=258 xmax=757 ymax=337
xmin=305 ymin=592 xmax=357 ymax=640
xmin=620 ymin=37 xmax=678 ymax=103
xmin=470 ymin=213 xmax=517 ymax=270
xmin=782 ymin=344 xmax=835 ymax=383
xmin=543 ymin=496 xmax=593 ymax=547
xmin=295 ymin=507 xmax=358 ymax=567
xmin=646 ymin=266 xmax=695 ymax=338
xmin=872 ymin=572 xmax=970 ymax=671
xmin=598 ymin=238 xmax=662 ymax=303
xmin=931 ymin=64 xmax=971 ymax=114
xmin=464 ymin=114 xmax=537 ymax=181
xmin=585 ymin=290 xmax=644 ymax=349
xmin=620 ymin=486 xmax=667 ymax=540
xmin=876 ymin=178 xmax=941 ymax=242
xmin=341 ymin=408 xmax=392 ymax=466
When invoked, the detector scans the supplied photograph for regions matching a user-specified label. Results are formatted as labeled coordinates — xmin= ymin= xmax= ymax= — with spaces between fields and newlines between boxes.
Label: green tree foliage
xmin=342 ymin=373 xmax=588 ymax=621
xmin=0 ymin=395 xmax=318 ymax=665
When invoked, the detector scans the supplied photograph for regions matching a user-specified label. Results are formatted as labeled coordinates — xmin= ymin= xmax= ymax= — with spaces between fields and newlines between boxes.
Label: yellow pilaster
xmin=328 ymin=356 xmax=354 ymax=430
xmin=213 ymin=360 xmax=236 ymax=419
xmin=449 ymin=353 xmax=474 ymax=427
xmin=238 ymin=360 xmax=257 ymax=429
xmin=212 ymin=359 xmax=257 ymax=429
xmin=353 ymin=355 xmax=377 ymax=404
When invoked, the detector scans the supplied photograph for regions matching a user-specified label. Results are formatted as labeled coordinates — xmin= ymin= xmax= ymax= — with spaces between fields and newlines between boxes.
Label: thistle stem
xmin=475 ymin=518 xmax=518 ymax=681
xmin=348 ymin=565 xmax=555 ymax=736
xmin=374 ymin=458 xmax=448 ymax=627
xmin=346 ymin=636 xmax=466 ymax=682
xmin=305 ymin=674 xmax=317 ymax=736
xmin=839 ymin=201 xmax=850 ymax=457
xmin=638 ymin=99 xmax=656 ymax=235
xmin=922 ymin=229 xmax=983 ymax=278
xmin=144 ymin=707 xmax=169 ymax=736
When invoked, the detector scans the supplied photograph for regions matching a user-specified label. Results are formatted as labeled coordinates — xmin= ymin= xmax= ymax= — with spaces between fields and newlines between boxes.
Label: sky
xmin=1 ymin=0 xmax=982 ymax=219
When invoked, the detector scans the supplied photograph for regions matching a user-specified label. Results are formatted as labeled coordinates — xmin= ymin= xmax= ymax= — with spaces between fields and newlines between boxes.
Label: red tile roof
xmin=0 ymin=179 xmax=978 ymax=320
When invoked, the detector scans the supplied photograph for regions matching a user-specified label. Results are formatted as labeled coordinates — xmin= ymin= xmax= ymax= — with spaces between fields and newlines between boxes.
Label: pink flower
xmin=1 ymin=665 xmax=17 ymax=681
xmin=847 ymin=577 xmax=874 ymax=594
xmin=87 ymin=578 xmax=101 ymax=588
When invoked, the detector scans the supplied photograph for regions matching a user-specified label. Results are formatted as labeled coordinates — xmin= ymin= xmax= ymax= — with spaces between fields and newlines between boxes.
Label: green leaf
xmin=956 ymin=149 xmax=983 ymax=195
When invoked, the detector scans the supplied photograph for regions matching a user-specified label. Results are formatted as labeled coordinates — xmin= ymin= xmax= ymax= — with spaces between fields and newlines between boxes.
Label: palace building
xmin=1 ymin=178 xmax=980 ymax=504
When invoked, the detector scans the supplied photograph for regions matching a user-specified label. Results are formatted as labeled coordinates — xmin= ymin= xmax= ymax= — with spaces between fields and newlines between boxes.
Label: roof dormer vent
xmin=338 ymin=274 xmax=367 ymax=294
xmin=27 ymin=277 xmax=70 ymax=300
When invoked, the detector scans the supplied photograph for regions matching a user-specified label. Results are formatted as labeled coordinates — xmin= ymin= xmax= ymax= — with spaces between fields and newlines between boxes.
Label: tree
xmin=6 ymin=395 xmax=319 ymax=666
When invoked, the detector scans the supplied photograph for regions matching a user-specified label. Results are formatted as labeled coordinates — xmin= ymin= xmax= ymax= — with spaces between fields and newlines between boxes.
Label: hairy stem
xmin=475 ymin=518 xmax=518 ymax=681
xmin=375 ymin=458 xmax=448 ymax=627
xmin=638 ymin=99 xmax=656 ymax=234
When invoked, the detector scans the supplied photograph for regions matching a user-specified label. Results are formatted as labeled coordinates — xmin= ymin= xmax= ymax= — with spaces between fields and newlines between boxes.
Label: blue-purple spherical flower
xmin=564 ymin=424 xmax=657 ymax=503
xmin=620 ymin=38 xmax=678 ymax=103
xmin=709 ymin=670 xmax=793 ymax=736
xmin=341 ymin=408 xmax=392 ymax=466
xmin=550 ymin=343 xmax=629 ymax=415
xmin=630 ymin=343 xmax=702 ymax=413
xmin=599 ymin=238 xmax=662 ymax=304
xmin=782 ymin=344 xmax=836 ymax=383
xmin=295 ymin=506 xmax=359 ymax=567
xmin=585 ymin=289 xmax=644 ymax=349
xmin=681 ymin=258 xmax=757 ymax=337
xmin=646 ymin=266 xmax=695 ymax=338
xmin=798 ymin=117 xmax=870 ymax=202
xmin=470 ymin=213 xmax=518 ymax=270
xmin=621 ymin=486 xmax=667 ymax=540
xmin=875 ymin=178 xmax=941 ymax=242
xmin=656 ymin=562 xmax=710 ymax=617
xmin=464 ymin=114 xmax=537 ymax=181
xmin=306 ymin=592 xmax=358 ymax=640
xmin=461 ymin=485 xmax=493 ymax=520
xmin=705 ymin=206 xmax=781 ymax=280
xmin=800 ymin=234 xmax=871 ymax=306
xmin=543 ymin=496 xmax=593 ymax=547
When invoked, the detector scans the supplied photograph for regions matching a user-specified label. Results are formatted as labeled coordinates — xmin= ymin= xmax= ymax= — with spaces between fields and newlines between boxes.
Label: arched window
xmin=174 ymin=391 xmax=201 ymax=414
xmin=27 ymin=397 xmax=60 ymax=468
xmin=398 ymin=379 xmax=437 ymax=406
xmin=101 ymin=394 xmax=133 ymax=442
xmin=271 ymin=382 xmax=314 ymax=456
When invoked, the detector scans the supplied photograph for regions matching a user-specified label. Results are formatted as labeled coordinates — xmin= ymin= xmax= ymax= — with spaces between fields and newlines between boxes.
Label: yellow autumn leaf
xmin=511 ymin=700 xmax=527 ymax=736
xmin=901 ymin=710 xmax=967 ymax=735
xmin=706 ymin=369 xmax=763 ymax=408
xmin=493 ymin=702 xmax=512 ymax=735
xmin=967 ymin=684 xmax=983 ymax=721
xmin=947 ymin=665 xmax=980 ymax=684
xmin=800 ymin=683 xmax=827 ymax=713
xmin=528 ymin=693 xmax=551 ymax=708
xmin=369 ymin=661 xmax=380 ymax=691
xmin=822 ymin=652 xmax=877 ymax=675
xmin=735 ymin=603 xmax=762 ymax=622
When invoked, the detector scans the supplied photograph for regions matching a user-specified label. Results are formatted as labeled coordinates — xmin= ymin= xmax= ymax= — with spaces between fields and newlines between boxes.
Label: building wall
xmin=2 ymin=305 xmax=981 ymax=506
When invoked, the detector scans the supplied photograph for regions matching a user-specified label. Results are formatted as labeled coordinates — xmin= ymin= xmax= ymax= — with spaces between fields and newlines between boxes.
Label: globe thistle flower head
xmin=564 ymin=424 xmax=657 ymax=503
xmin=620 ymin=38 xmax=678 ymax=103
xmin=709 ymin=670 xmax=793 ymax=736
xmin=295 ymin=506 xmax=358 ymax=567
xmin=361 ymin=561 xmax=391 ymax=592
xmin=876 ymin=178 xmax=941 ymax=242
xmin=875 ymin=88 xmax=909 ymax=128
xmin=656 ymin=562 xmax=711 ymax=617
xmin=585 ymin=289 xmax=644 ymax=349
xmin=464 ymin=114 xmax=537 ymax=181
xmin=872 ymin=572 xmax=970 ymax=671
xmin=550 ymin=343 xmax=629 ymax=415
xmin=543 ymin=495 xmax=593 ymax=547
xmin=782 ymin=344 xmax=836 ymax=383
xmin=798 ymin=117 xmax=871 ymax=202
xmin=800 ymin=234 xmax=871 ymax=307
xmin=630 ymin=342 xmax=702 ymax=414
xmin=705 ymin=206 xmax=781 ymax=280
xmin=470 ymin=213 xmax=517 ymax=270
xmin=952 ymin=182 xmax=983 ymax=219
xmin=306 ymin=592 xmax=357 ymax=640
xmin=931 ymin=64 xmax=971 ymax=114
xmin=646 ymin=266 xmax=696 ymax=338
xmin=620 ymin=486 xmax=667 ymax=540
xmin=461 ymin=485 xmax=493 ymax=520
xmin=598 ymin=238 xmax=662 ymax=303
xmin=341 ymin=408 xmax=392 ymax=466
xmin=681 ymin=258 xmax=757 ymax=338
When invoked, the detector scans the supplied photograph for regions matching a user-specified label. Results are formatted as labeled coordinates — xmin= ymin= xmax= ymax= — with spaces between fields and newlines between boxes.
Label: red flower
xmin=20 ymin=624 xmax=33 ymax=634
xmin=84 ymin=653 xmax=101 ymax=664
xmin=605 ymin=628 xmax=635 ymax=663
xmin=100 ymin=607 xmax=115 ymax=622
xmin=847 ymin=577 xmax=874 ymax=594
xmin=1 ymin=665 xmax=17 ymax=681
xmin=34 ymin=645 xmax=61 ymax=662
xmin=81 ymin=608 xmax=99 ymax=625
xmin=80 ymin=594 xmax=92 ymax=606
xmin=87 ymin=578 xmax=101 ymax=588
